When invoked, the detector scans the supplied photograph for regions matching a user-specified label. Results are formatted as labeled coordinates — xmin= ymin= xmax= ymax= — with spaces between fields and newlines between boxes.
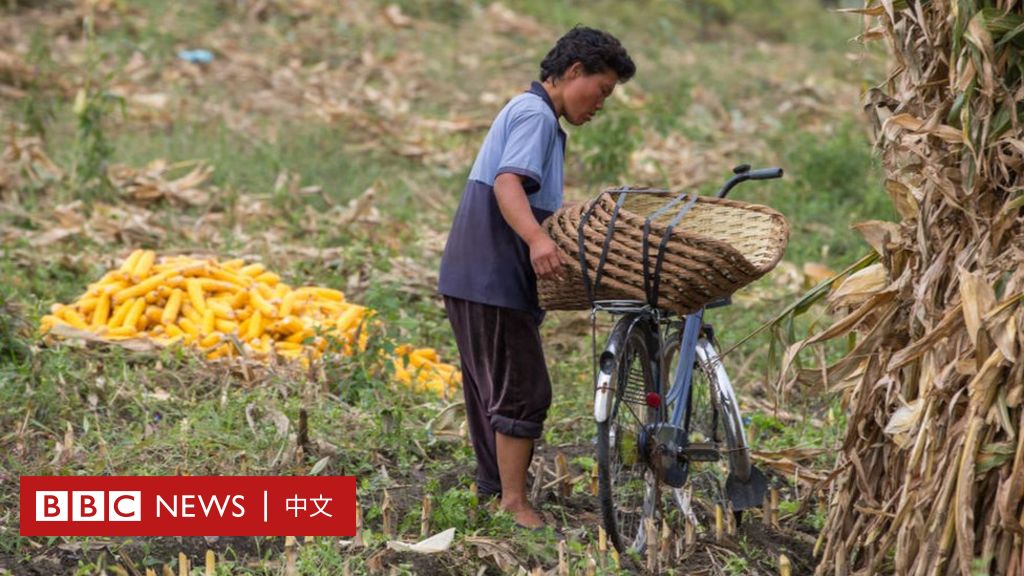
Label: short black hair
xmin=540 ymin=26 xmax=635 ymax=83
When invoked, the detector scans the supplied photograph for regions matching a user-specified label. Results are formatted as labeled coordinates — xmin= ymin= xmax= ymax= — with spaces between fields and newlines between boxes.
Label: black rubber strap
xmin=577 ymin=191 xmax=627 ymax=304
xmin=594 ymin=193 xmax=627 ymax=298
xmin=649 ymin=195 xmax=699 ymax=307
xmin=576 ymin=194 xmax=603 ymax=303
xmin=642 ymin=192 xmax=691 ymax=306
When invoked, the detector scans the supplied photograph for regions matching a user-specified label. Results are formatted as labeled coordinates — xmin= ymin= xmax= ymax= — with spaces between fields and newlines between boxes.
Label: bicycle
xmin=588 ymin=164 xmax=782 ymax=554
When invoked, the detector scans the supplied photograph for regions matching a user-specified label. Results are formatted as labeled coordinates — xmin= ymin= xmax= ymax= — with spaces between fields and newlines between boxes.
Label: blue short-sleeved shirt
xmin=438 ymin=82 xmax=566 ymax=316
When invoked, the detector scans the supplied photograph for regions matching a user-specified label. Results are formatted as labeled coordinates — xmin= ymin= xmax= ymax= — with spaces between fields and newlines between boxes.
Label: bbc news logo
xmin=36 ymin=491 xmax=141 ymax=522
xmin=20 ymin=476 xmax=356 ymax=536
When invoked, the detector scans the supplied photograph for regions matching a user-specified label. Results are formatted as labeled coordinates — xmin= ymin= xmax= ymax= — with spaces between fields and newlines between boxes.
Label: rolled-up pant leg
xmin=444 ymin=296 xmax=552 ymax=498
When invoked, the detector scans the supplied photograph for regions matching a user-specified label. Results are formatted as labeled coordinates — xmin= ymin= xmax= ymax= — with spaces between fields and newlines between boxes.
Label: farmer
xmin=438 ymin=26 xmax=635 ymax=529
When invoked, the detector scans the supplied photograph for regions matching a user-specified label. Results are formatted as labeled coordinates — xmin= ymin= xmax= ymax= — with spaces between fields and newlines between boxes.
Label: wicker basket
xmin=537 ymin=190 xmax=789 ymax=315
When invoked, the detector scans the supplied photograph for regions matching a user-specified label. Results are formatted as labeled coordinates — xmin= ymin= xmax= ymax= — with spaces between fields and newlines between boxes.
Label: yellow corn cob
xmin=337 ymin=305 xmax=365 ymax=333
xmin=181 ymin=302 xmax=203 ymax=326
xmin=249 ymin=289 xmax=276 ymax=319
xmin=205 ymin=299 xmax=235 ymax=320
xmin=197 ymin=278 xmax=238 ymax=294
xmin=199 ymin=332 xmax=221 ymax=349
xmin=251 ymin=337 xmax=271 ymax=355
xmin=178 ymin=317 xmax=199 ymax=338
xmin=107 ymin=298 xmax=134 ymax=328
xmin=239 ymin=263 xmax=265 ymax=277
xmin=317 ymin=287 xmax=345 ymax=302
xmin=230 ymin=290 xmax=249 ymax=309
xmin=186 ymin=278 xmax=205 ymax=315
xmin=106 ymin=326 xmax=137 ymax=338
xmin=208 ymin=267 xmax=252 ymax=288
xmin=202 ymin=308 xmax=215 ymax=335
xmin=91 ymin=293 xmax=111 ymax=328
xmin=279 ymin=290 xmax=297 ymax=317
xmin=270 ymin=316 xmax=305 ymax=335
xmin=246 ymin=309 xmax=263 ymax=341
xmin=75 ymin=297 xmax=98 ymax=315
xmin=122 ymin=298 xmax=146 ymax=330
xmin=120 ymin=249 xmax=145 ymax=274
xmin=132 ymin=250 xmax=156 ymax=281
xmin=61 ymin=308 xmax=89 ymax=330
xmin=39 ymin=314 xmax=59 ymax=334
xmin=316 ymin=301 xmax=346 ymax=315
xmin=409 ymin=348 xmax=440 ymax=366
xmin=254 ymin=271 xmax=279 ymax=286
xmin=162 ymin=289 xmax=183 ymax=325
xmin=145 ymin=306 xmax=162 ymax=323
xmin=110 ymin=270 xmax=175 ymax=304
xmin=255 ymin=282 xmax=276 ymax=302
xmin=207 ymin=342 xmax=232 ymax=360
xmin=215 ymin=319 xmax=238 ymax=334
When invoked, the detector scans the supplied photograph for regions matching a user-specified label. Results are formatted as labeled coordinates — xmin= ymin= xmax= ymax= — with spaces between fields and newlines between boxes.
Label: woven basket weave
xmin=538 ymin=191 xmax=789 ymax=315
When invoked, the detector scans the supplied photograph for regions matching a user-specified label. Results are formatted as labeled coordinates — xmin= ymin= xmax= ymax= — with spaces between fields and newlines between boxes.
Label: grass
xmin=1 ymin=0 xmax=890 ymax=572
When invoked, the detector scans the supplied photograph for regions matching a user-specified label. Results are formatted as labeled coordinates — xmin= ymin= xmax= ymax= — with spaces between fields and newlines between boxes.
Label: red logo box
xmin=20 ymin=476 xmax=357 ymax=536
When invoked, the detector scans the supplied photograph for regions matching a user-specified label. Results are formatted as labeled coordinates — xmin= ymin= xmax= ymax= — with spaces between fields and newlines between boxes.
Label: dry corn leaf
xmin=829 ymin=263 xmax=887 ymax=309
xmin=883 ymin=398 xmax=923 ymax=448
xmin=883 ymin=179 xmax=919 ymax=219
xmin=959 ymin=266 xmax=996 ymax=350
xmin=851 ymin=220 xmax=901 ymax=255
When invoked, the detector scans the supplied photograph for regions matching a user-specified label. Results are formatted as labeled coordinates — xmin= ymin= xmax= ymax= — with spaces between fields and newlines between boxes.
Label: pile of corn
xmin=39 ymin=250 xmax=461 ymax=397
xmin=392 ymin=345 xmax=461 ymax=397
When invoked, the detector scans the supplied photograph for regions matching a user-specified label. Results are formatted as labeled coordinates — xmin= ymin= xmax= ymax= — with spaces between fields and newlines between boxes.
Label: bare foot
xmin=500 ymin=497 xmax=545 ymax=529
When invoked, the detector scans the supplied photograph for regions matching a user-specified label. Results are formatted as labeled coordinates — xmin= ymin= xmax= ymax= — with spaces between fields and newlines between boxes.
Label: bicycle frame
xmin=665 ymin=310 xmax=703 ymax=427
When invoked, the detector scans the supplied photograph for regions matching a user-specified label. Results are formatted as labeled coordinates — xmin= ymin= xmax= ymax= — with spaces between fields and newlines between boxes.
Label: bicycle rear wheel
xmin=596 ymin=316 xmax=660 ymax=554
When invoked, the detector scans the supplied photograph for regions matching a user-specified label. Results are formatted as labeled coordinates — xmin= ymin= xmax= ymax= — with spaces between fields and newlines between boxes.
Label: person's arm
xmin=493 ymin=172 xmax=565 ymax=280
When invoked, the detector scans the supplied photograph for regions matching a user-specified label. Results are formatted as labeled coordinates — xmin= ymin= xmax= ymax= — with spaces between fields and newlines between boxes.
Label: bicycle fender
xmin=594 ymin=366 xmax=613 ymax=422
xmin=594 ymin=314 xmax=649 ymax=423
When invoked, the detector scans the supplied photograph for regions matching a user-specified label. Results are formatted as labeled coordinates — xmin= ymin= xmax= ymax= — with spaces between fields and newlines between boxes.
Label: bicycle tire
xmin=694 ymin=339 xmax=752 ymax=481
xmin=596 ymin=315 xmax=660 ymax=555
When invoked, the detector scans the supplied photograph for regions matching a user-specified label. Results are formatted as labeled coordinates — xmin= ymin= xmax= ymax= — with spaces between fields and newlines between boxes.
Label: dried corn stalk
xmin=787 ymin=1 xmax=1024 ymax=574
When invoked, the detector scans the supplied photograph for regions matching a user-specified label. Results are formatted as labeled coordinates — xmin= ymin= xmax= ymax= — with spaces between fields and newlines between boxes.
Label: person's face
xmin=561 ymin=64 xmax=619 ymax=126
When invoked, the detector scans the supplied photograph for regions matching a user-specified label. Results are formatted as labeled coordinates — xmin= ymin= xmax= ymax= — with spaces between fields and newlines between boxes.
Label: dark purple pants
xmin=443 ymin=296 xmax=552 ymax=497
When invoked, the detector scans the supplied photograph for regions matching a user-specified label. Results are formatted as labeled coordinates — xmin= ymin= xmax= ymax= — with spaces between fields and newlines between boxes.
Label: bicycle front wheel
xmin=662 ymin=332 xmax=754 ymax=512
xmin=693 ymin=339 xmax=752 ymax=482
xmin=596 ymin=316 xmax=660 ymax=554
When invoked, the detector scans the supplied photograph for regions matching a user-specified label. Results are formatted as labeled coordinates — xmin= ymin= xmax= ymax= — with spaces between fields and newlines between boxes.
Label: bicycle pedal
xmin=680 ymin=442 xmax=720 ymax=462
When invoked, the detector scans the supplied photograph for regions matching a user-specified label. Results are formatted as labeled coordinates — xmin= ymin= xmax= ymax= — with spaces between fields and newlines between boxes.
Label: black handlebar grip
xmin=747 ymin=167 xmax=784 ymax=180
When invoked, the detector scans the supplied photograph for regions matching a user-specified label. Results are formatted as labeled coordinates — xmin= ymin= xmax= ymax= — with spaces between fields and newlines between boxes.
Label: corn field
xmin=782 ymin=0 xmax=1024 ymax=574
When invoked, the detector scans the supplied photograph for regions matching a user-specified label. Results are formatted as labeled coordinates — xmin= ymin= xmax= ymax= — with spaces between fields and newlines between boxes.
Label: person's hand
xmin=527 ymin=232 xmax=565 ymax=281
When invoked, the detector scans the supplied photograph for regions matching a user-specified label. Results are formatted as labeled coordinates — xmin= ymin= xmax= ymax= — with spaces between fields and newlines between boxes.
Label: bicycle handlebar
xmin=746 ymin=167 xmax=784 ymax=180
xmin=715 ymin=165 xmax=784 ymax=198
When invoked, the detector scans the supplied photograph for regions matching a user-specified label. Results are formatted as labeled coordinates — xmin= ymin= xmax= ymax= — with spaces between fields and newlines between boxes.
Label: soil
xmin=2 ymin=441 xmax=818 ymax=575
